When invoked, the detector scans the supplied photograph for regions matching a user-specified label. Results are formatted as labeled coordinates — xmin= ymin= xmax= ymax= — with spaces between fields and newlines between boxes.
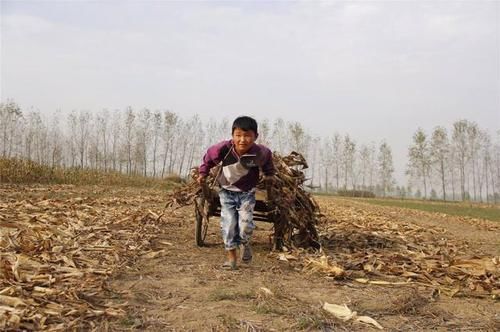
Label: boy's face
xmin=232 ymin=127 xmax=257 ymax=155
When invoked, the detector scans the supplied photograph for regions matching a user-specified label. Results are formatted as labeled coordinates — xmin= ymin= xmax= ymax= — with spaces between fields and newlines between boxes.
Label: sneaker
xmin=241 ymin=243 xmax=252 ymax=263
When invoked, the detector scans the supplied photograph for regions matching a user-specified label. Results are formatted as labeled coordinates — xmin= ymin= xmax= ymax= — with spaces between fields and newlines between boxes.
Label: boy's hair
xmin=232 ymin=116 xmax=258 ymax=135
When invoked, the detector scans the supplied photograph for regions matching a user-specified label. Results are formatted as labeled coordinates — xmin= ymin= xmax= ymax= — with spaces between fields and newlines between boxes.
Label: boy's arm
xmin=261 ymin=147 xmax=275 ymax=178
xmin=198 ymin=141 xmax=227 ymax=182
xmin=261 ymin=148 xmax=276 ymax=201
xmin=199 ymin=152 xmax=216 ymax=178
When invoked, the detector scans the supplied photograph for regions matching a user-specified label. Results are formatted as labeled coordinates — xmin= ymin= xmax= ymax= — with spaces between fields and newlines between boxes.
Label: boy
xmin=198 ymin=116 xmax=275 ymax=270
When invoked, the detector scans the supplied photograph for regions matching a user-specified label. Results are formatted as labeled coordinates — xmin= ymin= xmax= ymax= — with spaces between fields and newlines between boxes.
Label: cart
xmin=194 ymin=181 xmax=282 ymax=248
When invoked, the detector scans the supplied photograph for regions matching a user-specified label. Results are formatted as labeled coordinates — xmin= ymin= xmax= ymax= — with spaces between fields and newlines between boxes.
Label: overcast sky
xmin=1 ymin=0 xmax=499 ymax=183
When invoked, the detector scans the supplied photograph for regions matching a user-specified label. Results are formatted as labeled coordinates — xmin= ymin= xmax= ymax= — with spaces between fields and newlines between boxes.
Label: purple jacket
xmin=199 ymin=140 xmax=275 ymax=192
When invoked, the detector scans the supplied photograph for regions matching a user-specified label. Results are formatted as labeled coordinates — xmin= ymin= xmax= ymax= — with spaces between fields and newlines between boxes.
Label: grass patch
xmin=119 ymin=315 xmax=137 ymax=327
xmin=208 ymin=288 xmax=255 ymax=301
xmin=295 ymin=315 xmax=326 ymax=330
xmin=216 ymin=314 xmax=239 ymax=329
xmin=0 ymin=157 xmax=180 ymax=190
xmin=312 ymin=191 xmax=338 ymax=197
xmin=355 ymin=198 xmax=500 ymax=222
xmin=313 ymin=190 xmax=375 ymax=198
xmin=253 ymin=302 xmax=286 ymax=315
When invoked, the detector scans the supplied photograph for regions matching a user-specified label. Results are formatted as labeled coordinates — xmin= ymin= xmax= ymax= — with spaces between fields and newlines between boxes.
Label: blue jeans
xmin=219 ymin=189 xmax=256 ymax=251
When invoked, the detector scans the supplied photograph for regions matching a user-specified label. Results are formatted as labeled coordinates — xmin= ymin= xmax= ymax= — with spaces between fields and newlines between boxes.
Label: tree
xmin=452 ymin=120 xmax=471 ymax=201
xmin=467 ymin=122 xmax=480 ymax=201
xmin=176 ymin=119 xmax=190 ymax=176
xmin=272 ymin=118 xmax=287 ymax=154
xmin=184 ymin=115 xmax=203 ymax=177
xmin=319 ymin=138 xmax=331 ymax=191
xmin=408 ymin=128 xmax=431 ymax=199
xmin=0 ymin=101 xmax=22 ymax=158
xmin=330 ymin=133 xmax=342 ymax=190
xmin=368 ymin=142 xmax=377 ymax=192
xmin=307 ymin=136 xmax=321 ymax=190
xmin=24 ymin=111 xmax=38 ymax=161
xmin=137 ymin=108 xmax=152 ymax=176
xmin=96 ymin=110 xmax=110 ymax=171
xmin=430 ymin=188 xmax=437 ymax=200
xmin=151 ymin=111 xmax=162 ymax=177
xmin=378 ymin=141 xmax=394 ymax=197
xmin=430 ymin=126 xmax=449 ymax=201
xmin=289 ymin=122 xmax=306 ymax=153
xmin=258 ymin=119 xmax=271 ymax=146
xmin=491 ymin=131 xmax=500 ymax=203
xmin=49 ymin=111 xmax=63 ymax=167
xmin=161 ymin=111 xmax=178 ymax=177
xmin=110 ymin=110 xmax=122 ymax=171
xmin=359 ymin=144 xmax=371 ymax=190
xmin=76 ymin=111 xmax=91 ymax=168
xmin=400 ymin=186 xmax=407 ymax=199
xmin=31 ymin=111 xmax=49 ymax=165
xmin=67 ymin=112 xmax=78 ymax=167
xmin=123 ymin=107 xmax=135 ymax=174
xmin=447 ymin=144 xmax=458 ymax=201
xmin=88 ymin=115 xmax=100 ymax=169
xmin=479 ymin=130 xmax=496 ymax=203
xmin=342 ymin=135 xmax=356 ymax=189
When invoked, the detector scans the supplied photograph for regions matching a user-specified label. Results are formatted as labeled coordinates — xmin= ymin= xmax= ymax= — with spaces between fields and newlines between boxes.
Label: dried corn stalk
xmin=0 ymin=186 xmax=165 ymax=330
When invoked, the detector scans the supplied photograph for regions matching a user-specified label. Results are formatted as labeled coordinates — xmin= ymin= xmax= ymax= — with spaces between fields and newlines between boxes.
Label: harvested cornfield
xmin=1 ymin=183 xmax=499 ymax=331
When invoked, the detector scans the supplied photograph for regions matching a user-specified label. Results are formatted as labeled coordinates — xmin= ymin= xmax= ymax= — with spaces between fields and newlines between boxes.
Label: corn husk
xmin=0 ymin=185 xmax=166 ymax=330
xmin=308 ymin=199 xmax=500 ymax=297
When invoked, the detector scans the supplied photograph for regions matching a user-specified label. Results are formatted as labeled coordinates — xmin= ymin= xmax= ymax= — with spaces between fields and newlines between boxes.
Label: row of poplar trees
xmin=1 ymin=100 xmax=499 ymax=202
xmin=407 ymin=122 xmax=500 ymax=203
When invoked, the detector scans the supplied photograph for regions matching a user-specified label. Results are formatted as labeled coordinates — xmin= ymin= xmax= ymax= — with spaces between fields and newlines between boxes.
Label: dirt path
xmin=109 ymin=195 xmax=500 ymax=331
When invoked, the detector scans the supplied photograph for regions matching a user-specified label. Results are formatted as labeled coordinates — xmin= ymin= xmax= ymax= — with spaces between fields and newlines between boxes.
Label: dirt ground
xmin=2 ymin=185 xmax=499 ymax=331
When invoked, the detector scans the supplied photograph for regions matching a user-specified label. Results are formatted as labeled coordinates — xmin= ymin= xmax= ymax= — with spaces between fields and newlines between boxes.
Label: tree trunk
xmin=472 ymin=156 xmax=477 ymax=201
xmin=324 ymin=167 xmax=328 ymax=192
xmin=441 ymin=159 xmax=446 ymax=201
xmin=485 ymin=157 xmax=489 ymax=203
xmin=161 ymin=141 xmax=170 ymax=178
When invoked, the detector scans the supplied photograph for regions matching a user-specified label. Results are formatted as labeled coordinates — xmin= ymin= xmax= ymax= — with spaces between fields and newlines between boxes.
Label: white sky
xmin=1 ymin=0 xmax=499 ymax=183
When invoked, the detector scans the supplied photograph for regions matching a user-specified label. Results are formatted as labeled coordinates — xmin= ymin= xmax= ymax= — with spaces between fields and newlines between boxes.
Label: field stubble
xmin=0 ymin=184 xmax=499 ymax=331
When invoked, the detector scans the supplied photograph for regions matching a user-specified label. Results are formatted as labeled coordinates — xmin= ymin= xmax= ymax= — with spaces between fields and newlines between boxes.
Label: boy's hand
xmin=197 ymin=175 xmax=206 ymax=185
xmin=198 ymin=175 xmax=211 ymax=199
xmin=264 ymin=175 xmax=275 ymax=201
xmin=264 ymin=175 xmax=275 ymax=186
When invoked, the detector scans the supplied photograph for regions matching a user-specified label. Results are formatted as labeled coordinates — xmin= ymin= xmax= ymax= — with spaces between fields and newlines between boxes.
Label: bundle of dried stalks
xmin=0 ymin=189 xmax=164 ymax=330
xmin=262 ymin=152 xmax=321 ymax=249
xmin=165 ymin=151 xmax=321 ymax=249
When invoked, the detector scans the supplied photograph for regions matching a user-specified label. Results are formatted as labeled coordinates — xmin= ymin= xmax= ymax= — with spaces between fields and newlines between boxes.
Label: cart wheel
xmin=195 ymin=196 xmax=209 ymax=246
